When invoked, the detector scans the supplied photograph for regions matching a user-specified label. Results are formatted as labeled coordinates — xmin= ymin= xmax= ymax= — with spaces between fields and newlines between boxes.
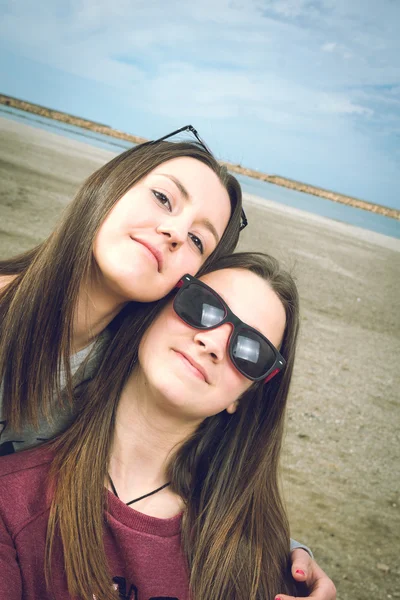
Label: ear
xmin=226 ymin=400 xmax=239 ymax=414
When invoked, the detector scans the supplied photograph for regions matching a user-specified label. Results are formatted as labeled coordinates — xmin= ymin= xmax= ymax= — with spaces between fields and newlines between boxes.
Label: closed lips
xmin=175 ymin=350 xmax=209 ymax=383
xmin=132 ymin=238 xmax=163 ymax=272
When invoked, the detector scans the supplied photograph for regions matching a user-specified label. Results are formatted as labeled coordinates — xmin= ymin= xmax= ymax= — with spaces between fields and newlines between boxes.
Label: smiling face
xmin=136 ymin=268 xmax=287 ymax=423
xmin=93 ymin=156 xmax=231 ymax=303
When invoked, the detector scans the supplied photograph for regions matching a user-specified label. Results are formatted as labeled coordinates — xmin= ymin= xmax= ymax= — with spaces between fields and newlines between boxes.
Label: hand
xmin=275 ymin=548 xmax=336 ymax=600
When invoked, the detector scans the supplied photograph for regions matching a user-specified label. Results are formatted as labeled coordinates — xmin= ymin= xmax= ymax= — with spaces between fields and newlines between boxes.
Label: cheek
xmin=140 ymin=319 xmax=166 ymax=358
xmin=139 ymin=306 xmax=178 ymax=358
xmin=104 ymin=201 xmax=138 ymax=231
xmin=138 ymin=330 xmax=165 ymax=382
xmin=100 ymin=191 xmax=156 ymax=236
xmin=93 ymin=205 xmax=127 ymax=255
xmin=170 ymin=250 xmax=204 ymax=278
xmin=217 ymin=363 xmax=252 ymax=401
xmin=227 ymin=376 xmax=252 ymax=399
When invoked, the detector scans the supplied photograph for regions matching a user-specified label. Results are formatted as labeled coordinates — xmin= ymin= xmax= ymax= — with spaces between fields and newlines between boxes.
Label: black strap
xmin=108 ymin=474 xmax=170 ymax=506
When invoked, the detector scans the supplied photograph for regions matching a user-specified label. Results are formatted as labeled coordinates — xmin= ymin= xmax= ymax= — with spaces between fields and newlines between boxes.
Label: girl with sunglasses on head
xmin=0 ymin=130 xmax=335 ymax=598
xmin=0 ymin=252 xmax=334 ymax=600
xmin=0 ymin=128 xmax=242 ymax=454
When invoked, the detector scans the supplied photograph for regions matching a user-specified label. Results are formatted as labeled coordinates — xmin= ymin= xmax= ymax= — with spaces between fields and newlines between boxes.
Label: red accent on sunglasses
xmin=264 ymin=368 xmax=280 ymax=384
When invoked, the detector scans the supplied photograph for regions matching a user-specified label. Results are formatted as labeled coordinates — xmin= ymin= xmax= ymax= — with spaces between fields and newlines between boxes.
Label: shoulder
xmin=0 ymin=446 xmax=53 ymax=533
xmin=0 ymin=445 xmax=53 ymax=478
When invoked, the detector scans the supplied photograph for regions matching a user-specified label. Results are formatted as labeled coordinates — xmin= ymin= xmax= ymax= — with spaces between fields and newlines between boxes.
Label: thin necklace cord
xmin=108 ymin=474 xmax=171 ymax=506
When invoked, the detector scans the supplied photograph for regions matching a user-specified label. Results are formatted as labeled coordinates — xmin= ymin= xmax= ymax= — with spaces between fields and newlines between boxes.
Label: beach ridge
xmin=1 ymin=93 xmax=398 ymax=221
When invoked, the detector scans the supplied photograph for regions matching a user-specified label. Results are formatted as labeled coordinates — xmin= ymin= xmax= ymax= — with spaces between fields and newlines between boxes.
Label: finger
xmin=275 ymin=580 xmax=337 ymax=600
xmin=290 ymin=548 xmax=313 ymax=581
xmin=276 ymin=569 xmax=337 ymax=600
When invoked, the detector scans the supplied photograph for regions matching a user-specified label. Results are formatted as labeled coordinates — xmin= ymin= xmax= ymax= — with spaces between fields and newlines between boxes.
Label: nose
xmin=157 ymin=217 xmax=188 ymax=251
xmin=193 ymin=323 xmax=233 ymax=362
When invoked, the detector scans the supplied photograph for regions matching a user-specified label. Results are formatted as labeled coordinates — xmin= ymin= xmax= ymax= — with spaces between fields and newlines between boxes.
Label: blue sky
xmin=0 ymin=0 xmax=399 ymax=209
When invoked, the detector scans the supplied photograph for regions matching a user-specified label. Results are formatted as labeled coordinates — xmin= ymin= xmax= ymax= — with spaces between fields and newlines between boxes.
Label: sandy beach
xmin=0 ymin=117 xmax=399 ymax=599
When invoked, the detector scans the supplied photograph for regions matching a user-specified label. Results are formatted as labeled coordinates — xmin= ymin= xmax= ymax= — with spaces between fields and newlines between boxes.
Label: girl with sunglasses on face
xmin=0 ymin=252 xmax=331 ymax=600
xmin=0 ymin=130 xmax=335 ymax=598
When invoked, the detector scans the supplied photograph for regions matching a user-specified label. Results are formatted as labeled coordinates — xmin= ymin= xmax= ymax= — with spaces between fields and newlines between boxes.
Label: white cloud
xmin=321 ymin=41 xmax=353 ymax=60
xmin=322 ymin=42 xmax=337 ymax=52
xmin=318 ymin=95 xmax=373 ymax=117
xmin=1 ymin=0 xmax=399 ymax=205
xmin=0 ymin=0 xmax=395 ymax=127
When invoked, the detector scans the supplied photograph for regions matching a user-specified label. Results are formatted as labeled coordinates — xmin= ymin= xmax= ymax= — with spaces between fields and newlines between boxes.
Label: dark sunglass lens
xmin=175 ymin=283 xmax=225 ymax=328
xmin=231 ymin=329 xmax=276 ymax=379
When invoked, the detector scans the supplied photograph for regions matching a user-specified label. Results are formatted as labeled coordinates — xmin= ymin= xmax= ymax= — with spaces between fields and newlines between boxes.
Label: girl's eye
xmin=189 ymin=232 xmax=204 ymax=255
xmin=152 ymin=190 xmax=172 ymax=212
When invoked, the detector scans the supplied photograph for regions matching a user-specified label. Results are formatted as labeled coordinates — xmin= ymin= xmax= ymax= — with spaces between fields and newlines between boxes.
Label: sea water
xmin=1 ymin=104 xmax=399 ymax=240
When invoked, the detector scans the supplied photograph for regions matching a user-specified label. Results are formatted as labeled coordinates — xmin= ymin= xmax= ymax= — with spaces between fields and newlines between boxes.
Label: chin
xmin=158 ymin=381 xmax=188 ymax=406
xmin=153 ymin=373 xmax=195 ymax=410
xmin=108 ymin=272 xmax=162 ymax=303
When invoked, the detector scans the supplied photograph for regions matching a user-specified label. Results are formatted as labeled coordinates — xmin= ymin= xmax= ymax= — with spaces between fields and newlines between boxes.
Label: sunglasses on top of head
xmin=173 ymin=274 xmax=286 ymax=383
xmin=152 ymin=125 xmax=248 ymax=232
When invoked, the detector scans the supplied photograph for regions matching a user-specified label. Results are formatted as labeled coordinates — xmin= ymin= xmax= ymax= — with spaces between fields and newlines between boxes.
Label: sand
xmin=1 ymin=117 xmax=399 ymax=599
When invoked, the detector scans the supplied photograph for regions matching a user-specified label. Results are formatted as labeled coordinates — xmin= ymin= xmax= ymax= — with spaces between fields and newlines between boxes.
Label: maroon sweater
xmin=0 ymin=447 xmax=189 ymax=600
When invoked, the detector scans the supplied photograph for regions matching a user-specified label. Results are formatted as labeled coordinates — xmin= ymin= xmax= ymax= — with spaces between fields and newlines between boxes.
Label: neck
xmin=108 ymin=372 xmax=195 ymax=513
xmin=72 ymin=275 xmax=129 ymax=352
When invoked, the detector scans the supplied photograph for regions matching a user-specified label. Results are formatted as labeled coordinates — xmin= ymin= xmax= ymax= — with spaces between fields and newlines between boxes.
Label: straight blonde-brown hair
xmin=45 ymin=252 xmax=300 ymax=600
xmin=0 ymin=140 xmax=242 ymax=432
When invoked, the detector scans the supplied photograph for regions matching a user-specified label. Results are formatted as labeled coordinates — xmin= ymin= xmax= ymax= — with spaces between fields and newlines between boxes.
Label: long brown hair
xmin=0 ymin=140 xmax=242 ymax=431
xmin=46 ymin=252 xmax=300 ymax=600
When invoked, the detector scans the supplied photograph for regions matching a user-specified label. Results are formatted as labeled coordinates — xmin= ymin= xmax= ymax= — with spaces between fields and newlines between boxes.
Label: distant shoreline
xmin=1 ymin=93 xmax=399 ymax=221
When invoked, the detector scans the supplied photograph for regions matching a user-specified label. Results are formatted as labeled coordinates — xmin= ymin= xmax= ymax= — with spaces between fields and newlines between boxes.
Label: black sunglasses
xmin=152 ymin=125 xmax=248 ymax=232
xmin=173 ymin=274 xmax=285 ymax=383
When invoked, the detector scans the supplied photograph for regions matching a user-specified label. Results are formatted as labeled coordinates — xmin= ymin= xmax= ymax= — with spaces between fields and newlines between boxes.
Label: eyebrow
xmin=200 ymin=218 xmax=220 ymax=246
xmin=159 ymin=174 xmax=190 ymax=201
xmin=158 ymin=174 xmax=221 ymax=246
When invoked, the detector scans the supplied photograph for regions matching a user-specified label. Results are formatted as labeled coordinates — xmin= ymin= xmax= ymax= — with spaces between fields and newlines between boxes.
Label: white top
xmin=0 ymin=330 xmax=110 ymax=454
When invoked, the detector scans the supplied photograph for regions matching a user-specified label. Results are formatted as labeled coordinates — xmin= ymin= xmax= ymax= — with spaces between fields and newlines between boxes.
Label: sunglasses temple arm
xmin=153 ymin=125 xmax=195 ymax=144
xmin=240 ymin=209 xmax=248 ymax=230
xmin=264 ymin=368 xmax=281 ymax=384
